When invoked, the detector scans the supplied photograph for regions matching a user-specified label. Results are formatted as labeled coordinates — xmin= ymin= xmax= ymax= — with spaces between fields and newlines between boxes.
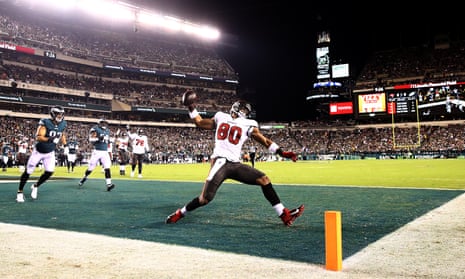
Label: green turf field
xmin=46 ymin=158 xmax=465 ymax=189
xmin=0 ymin=159 xmax=464 ymax=264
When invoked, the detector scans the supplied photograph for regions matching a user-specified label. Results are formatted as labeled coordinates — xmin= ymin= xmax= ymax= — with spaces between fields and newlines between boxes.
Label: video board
xmin=316 ymin=46 xmax=330 ymax=79
xmin=357 ymin=92 xmax=386 ymax=115
xmin=354 ymin=81 xmax=465 ymax=120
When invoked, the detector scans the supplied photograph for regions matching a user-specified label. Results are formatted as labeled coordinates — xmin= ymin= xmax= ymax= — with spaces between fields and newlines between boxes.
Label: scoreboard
xmin=355 ymin=89 xmax=418 ymax=120
xmin=387 ymin=91 xmax=417 ymax=115
xmin=320 ymin=80 xmax=465 ymax=120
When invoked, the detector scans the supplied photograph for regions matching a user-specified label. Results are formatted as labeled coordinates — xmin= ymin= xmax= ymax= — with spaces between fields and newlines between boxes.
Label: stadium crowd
xmin=355 ymin=40 xmax=465 ymax=90
xmin=1 ymin=115 xmax=464 ymax=172
xmin=0 ymin=1 xmax=464 ymax=172
xmin=0 ymin=9 xmax=236 ymax=79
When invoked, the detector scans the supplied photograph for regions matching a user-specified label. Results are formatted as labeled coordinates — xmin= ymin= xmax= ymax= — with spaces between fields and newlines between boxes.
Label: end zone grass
xmin=28 ymin=158 xmax=465 ymax=189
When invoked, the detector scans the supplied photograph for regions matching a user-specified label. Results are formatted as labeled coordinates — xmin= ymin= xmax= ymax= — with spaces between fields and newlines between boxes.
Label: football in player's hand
xmin=181 ymin=90 xmax=197 ymax=106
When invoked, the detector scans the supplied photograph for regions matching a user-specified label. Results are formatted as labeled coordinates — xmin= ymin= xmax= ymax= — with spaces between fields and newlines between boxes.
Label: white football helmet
xmin=230 ymin=100 xmax=252 ymax=119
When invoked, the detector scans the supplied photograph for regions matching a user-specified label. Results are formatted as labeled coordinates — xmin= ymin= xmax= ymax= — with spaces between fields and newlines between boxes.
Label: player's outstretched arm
xmin=181 ymin=89 xmax=214 ymax=129
xmin=251 ymin=128 xmax=297 ymax=162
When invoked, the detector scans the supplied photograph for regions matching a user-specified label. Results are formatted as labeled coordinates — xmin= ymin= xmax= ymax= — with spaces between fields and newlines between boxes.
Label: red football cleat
xmin=166 ymin=209 xmax=184 ymax=224
xmin=280 ymin=204 xmax=305 ymax=226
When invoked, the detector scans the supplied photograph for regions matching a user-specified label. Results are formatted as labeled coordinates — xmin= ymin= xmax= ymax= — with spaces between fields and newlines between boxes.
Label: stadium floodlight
xmin=139 ymin=11 xmax=219 ymax=40
xmin=198 ymin=26 xmax=220 ymax=40
xmin=21 ymin=0 xmax=78 ymax=11
xmin=51 ymin=0 xmax=77 ymax=11
xmin=138 ymin=11 xmax=165 ymax=27
xmin=179 ymin=21 xmax=219 ymax=40
xmin=16 ymin=0 xmax=221 ymax=41
xmin=117 ymin=1 xmax=139 ymax=9
xmin=77 ymin=0 xmax=134 ymax=23
xmin=163 ymin=16 xmax=183 ymax=32
xmin=182 ymin=21 xmax=197 ymax=35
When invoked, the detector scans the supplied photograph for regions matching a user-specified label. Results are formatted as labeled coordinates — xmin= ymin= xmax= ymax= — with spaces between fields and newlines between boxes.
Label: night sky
xmin=120 ymin=1 xmax=465 ymax=121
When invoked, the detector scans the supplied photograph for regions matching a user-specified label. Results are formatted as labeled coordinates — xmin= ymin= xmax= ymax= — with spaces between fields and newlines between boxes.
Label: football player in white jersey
xmin=128 ymin=128 xmax=150 ymax=178
xmin=115 ymin=129 xmax=130 ymax=175
xmin=166 ymin=90 xmax=304 ymax=227
xmin=16 ymin=135 xmax=30 ymax=172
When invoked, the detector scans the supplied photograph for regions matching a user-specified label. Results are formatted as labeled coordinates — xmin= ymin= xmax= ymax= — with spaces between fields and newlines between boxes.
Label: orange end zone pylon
xmin=325 ymin=210 xmax=342 ymax=271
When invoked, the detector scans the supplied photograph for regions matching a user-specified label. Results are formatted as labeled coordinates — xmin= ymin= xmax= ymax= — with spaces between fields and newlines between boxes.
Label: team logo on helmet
xmin=50 ymin=106 xmax=65 ymax=122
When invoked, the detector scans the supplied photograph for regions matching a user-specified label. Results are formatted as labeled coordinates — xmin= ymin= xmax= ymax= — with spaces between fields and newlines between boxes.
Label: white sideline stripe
xmin=341 ymin=192 xmax=465 ymax=278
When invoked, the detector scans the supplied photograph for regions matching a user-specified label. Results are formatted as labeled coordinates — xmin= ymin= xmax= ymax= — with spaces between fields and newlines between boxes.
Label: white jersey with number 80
xmin=211 ymin=111 xmax=258 ymax=162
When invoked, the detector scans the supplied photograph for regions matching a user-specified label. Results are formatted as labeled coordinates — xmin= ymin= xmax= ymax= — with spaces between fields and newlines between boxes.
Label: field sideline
xmin=18 ymin=158 xmax=464 ymax=189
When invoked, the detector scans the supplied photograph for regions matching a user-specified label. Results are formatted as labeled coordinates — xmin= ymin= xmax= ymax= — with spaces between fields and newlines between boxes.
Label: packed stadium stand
xmin=0 ymin=1 xmax=464 ymax=169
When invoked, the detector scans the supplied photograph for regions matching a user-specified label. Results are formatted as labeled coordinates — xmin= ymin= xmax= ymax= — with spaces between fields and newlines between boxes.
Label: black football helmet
xmin=230 ymin=100 xmax=252 ymax=119
xmin=137 ymin=128 xmax=145 ymax=136
xmin=98 ymin=119 xmax=109 ymax=130
xmin=50 ymin=106 xmax=65 ymax=122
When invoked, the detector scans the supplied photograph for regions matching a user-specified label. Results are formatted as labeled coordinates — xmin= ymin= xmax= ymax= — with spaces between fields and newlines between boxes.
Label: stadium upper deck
xmin=1 ymin=1 xmax=465 ymax=126
xmin=0 ymin=1 xmax=242 ymax=123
